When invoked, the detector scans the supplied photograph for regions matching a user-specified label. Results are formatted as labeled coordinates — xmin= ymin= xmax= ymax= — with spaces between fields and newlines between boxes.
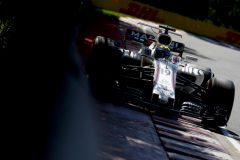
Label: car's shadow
xmin=183 ymin=46 xmax=215 ymax=61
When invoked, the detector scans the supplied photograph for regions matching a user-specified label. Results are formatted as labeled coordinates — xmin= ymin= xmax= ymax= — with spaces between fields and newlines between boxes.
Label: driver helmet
xmin=152 ymin=44 xmax=171 ymax=59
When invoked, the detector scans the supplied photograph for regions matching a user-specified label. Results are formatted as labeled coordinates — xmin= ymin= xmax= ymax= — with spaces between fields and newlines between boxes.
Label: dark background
xmin=134 ymin=0 xmax=240 ymax=31
xmin=1 ymin=0 xmax=97 ymax=159
xmin=1 ymin=0 xmax=240 ymax=52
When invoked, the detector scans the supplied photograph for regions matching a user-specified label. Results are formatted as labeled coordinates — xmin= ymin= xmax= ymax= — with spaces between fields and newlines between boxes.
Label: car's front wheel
xmin=203 ymin=77 xmax=235 ymax=126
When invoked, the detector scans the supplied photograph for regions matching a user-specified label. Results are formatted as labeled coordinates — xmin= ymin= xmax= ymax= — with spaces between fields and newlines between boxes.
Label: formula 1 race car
xmin=87 ymin=24 xmax=235 ymax=127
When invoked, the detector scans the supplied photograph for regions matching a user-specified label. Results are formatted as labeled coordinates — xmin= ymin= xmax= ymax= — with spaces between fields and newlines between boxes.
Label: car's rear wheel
xmin=203 ymin=77 xmax=235 ymax=126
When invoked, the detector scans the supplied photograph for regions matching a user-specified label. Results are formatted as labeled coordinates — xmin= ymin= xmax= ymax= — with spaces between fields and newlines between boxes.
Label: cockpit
xmin=152 ymin=47 xmax=171 ymax=59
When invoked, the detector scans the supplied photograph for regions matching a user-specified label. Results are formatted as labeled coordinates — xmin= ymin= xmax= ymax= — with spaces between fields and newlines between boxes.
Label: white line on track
xmin=219 ymin=126 xmax=240 ymax=152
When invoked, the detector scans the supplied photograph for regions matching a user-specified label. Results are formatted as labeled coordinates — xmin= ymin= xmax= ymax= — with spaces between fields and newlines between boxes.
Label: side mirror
xmin=171 ymin=55 xmax=181 ymax=64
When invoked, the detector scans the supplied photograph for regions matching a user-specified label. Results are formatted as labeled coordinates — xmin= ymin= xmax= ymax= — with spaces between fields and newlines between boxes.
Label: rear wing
xmin=126 ymin=28 xmax=184 ymax=54
xmin=137 ymin=22 xmax=182 ymax=38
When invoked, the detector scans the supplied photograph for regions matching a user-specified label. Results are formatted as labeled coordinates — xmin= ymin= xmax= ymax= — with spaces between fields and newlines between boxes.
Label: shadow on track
xmin=183 ymin=46 xmax=215 ymax=61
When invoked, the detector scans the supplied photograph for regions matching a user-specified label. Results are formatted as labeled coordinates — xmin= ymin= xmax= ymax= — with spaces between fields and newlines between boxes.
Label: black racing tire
xmin=151 ymin=93 xmax=159 ymax=105
xmin=178 ymin=43 xmax=185 ymax=57
xmin=200 ymin=67 xmax=212 ymax=87
xmin=88 ymin=36 xmax=122 ymax=101
xmin=204 ymin=77 xmax=235 ymax=126
xmin=179 ymin=51 xmax=183 ymax=58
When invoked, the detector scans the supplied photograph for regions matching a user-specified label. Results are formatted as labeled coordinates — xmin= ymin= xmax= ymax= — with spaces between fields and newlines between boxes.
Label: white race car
xmin=88 ymin=24 xmax=235 ymax=127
